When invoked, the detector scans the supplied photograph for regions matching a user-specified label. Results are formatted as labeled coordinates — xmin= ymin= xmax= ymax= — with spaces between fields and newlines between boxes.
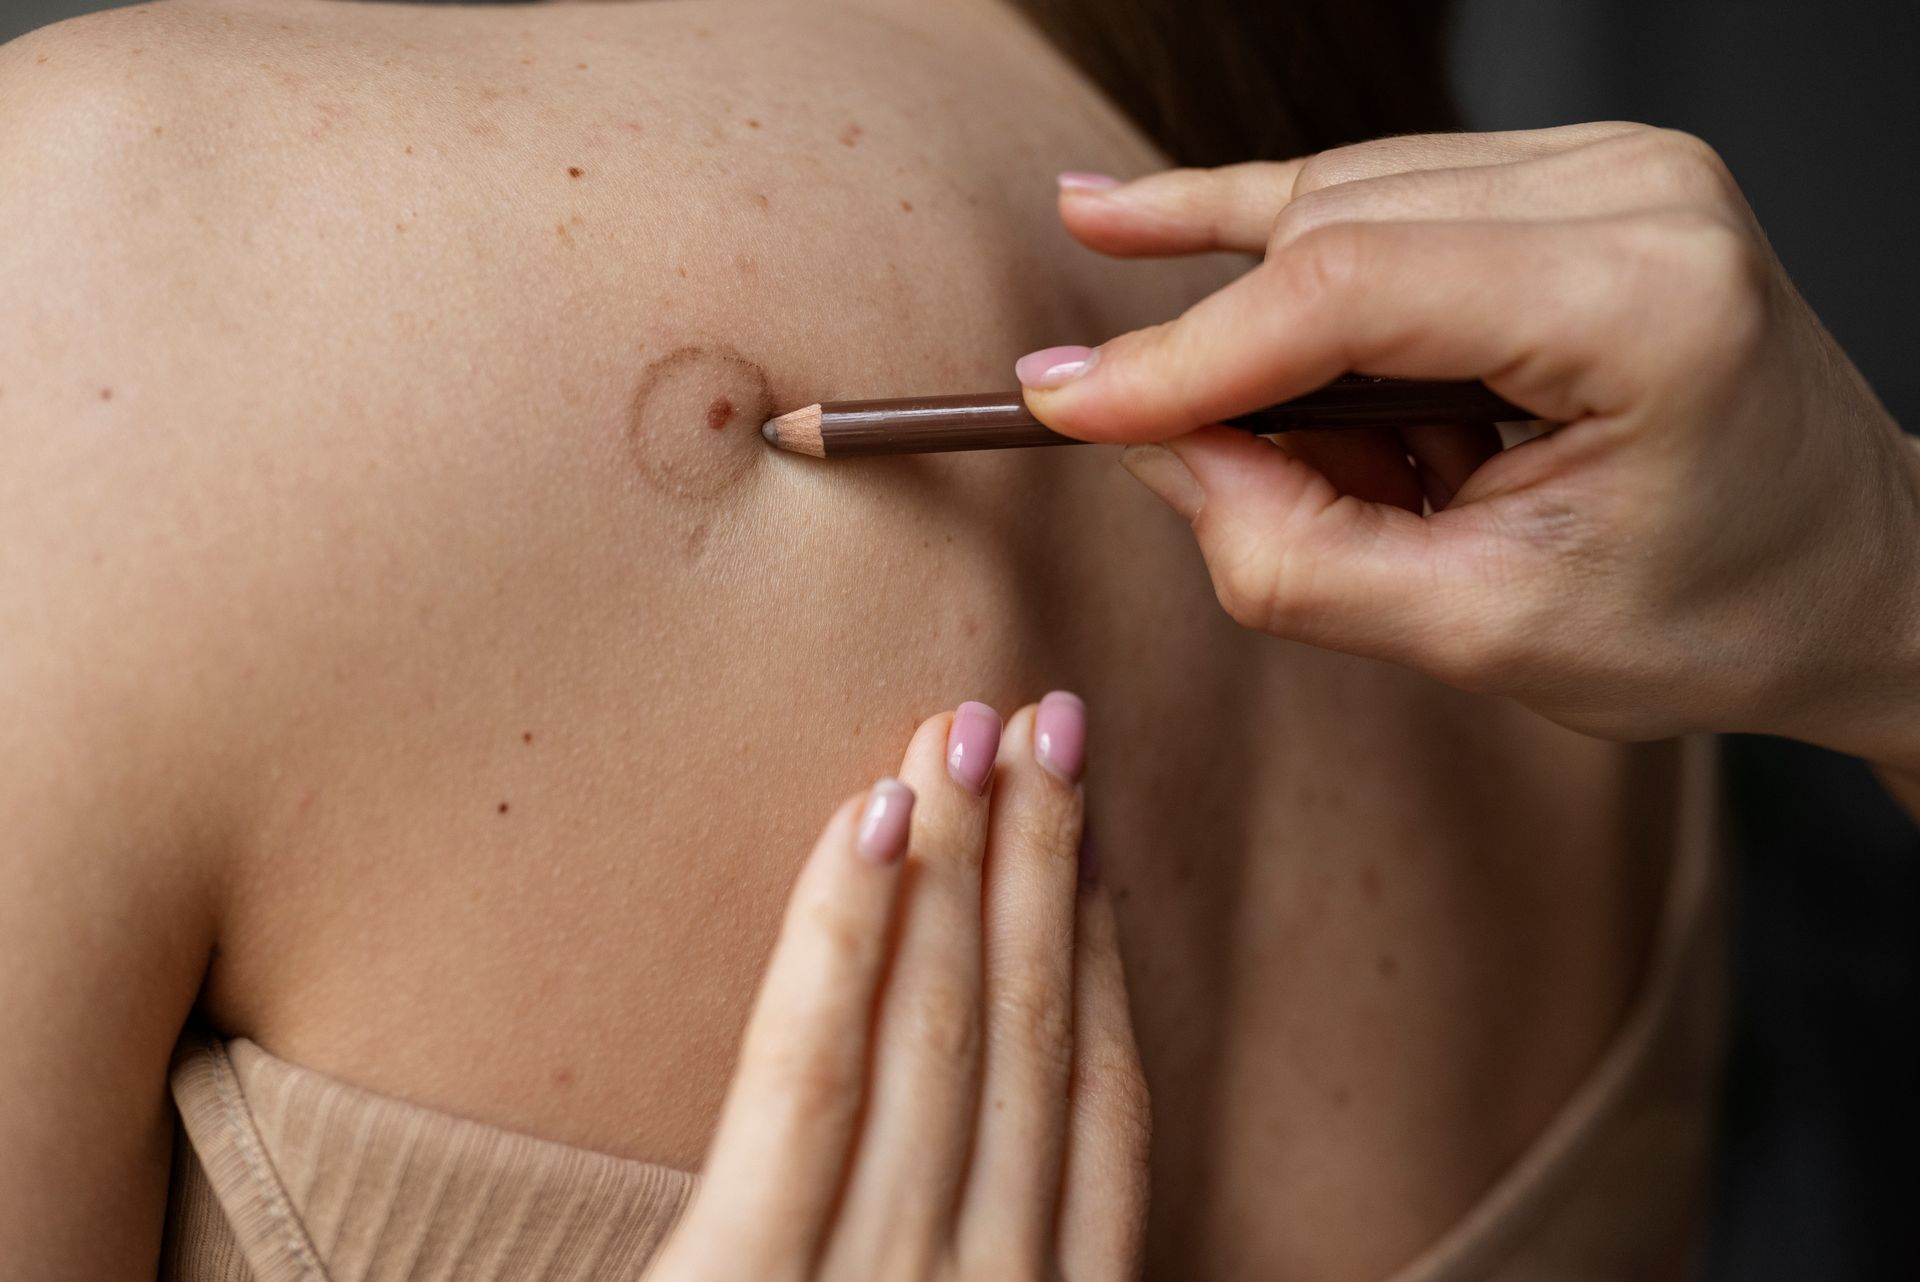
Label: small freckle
xmin=35 ymin=54 xmax=48 ymax=64
xmin=522 ymin=731 xmax=533 ymax=744
xmin=520 ymin=56 xmax=535 ymax=66
xmin=497 ymin=801 xmax=510 ymax=814
xmin=1332 ymin=1087 xmax=1352 ymax=1108
xmin=575 ymin=62 xmax=588 ymax=70
xmin=99 ymin=388 xmax=113 ymax=401
xmin=1376 ymin=953 xmax=1399 ymax=978
xmin=751 ymin=193 xmax=769 ymax=209
xmin=151 ymin=125 xmax=164 ymax=137
xmin=552 ymin=1066 xmax=574 ymax=1087
xmin=675 ymin=265 xmax=687 ymax=278
xmin=705 ymin=396 xmax=735 ymax=430
xmin=899 ymin=199 xmax=913 ymax=212
xmin=131 ymin=47 xmax=144 ymax=55
xmin=395 ymin=222 xmax=407 ymax=233
xmin=568 ymin=166 xmax=584 ymax=178
xmin=404 ymin=144 xmax=413 ymax=155
xmin=838 ymin=122 xmax=862 ymax=147
xmin=746 ymin=118 xmax=761 ymax=129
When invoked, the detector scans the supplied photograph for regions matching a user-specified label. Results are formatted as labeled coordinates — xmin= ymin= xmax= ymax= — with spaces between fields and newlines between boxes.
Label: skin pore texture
xmin=0 ymin=1 xmax=1682 ymax=1279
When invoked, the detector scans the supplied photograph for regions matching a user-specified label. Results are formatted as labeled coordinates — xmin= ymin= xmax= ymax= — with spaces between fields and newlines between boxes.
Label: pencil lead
xmin=761 ymin=404 xmax=827 ymax=457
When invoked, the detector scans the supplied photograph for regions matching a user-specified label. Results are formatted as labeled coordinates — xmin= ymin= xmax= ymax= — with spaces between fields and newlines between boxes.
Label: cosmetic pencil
xmin=760 ymin=375 xmax=1529 ymax=458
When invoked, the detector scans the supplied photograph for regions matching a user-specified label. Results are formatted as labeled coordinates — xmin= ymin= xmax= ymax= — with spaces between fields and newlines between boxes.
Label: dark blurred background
xmin=3 ymin=0 xmax=1915 ymax=1275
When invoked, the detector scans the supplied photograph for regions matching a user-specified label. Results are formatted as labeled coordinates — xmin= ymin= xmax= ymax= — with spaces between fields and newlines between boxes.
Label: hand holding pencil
xmin=1019 ymin=125 xmax=1920 ymax=802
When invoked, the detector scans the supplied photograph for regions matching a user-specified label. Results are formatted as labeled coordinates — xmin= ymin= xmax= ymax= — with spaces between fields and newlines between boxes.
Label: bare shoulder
xmin=0 ymin=0 xmax=1215 ymax=1195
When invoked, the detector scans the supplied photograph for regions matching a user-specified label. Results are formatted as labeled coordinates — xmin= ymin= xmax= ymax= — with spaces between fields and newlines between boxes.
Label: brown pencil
xmin=760 ymin=375 xmax=1529 ymax=458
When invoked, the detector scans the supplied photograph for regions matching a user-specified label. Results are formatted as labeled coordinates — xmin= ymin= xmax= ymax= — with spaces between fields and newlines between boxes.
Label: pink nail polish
xmin=946 ymin=701 xmax=1003 ymax=794
xmin=857 ymin=779 xmax=915 ymax=864
xmin=1015 ymin=345 xmax=1098 ymax=391
xmin=1058 ymin=171 xmax=1122 ymax=193
xmin=1034 ymin=691 xmax=1087 ymax=783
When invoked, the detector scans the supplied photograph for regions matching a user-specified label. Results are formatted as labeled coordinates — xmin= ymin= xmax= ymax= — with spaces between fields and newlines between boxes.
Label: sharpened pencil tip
xmin=759 ymin=418 xmax=777 ymax=445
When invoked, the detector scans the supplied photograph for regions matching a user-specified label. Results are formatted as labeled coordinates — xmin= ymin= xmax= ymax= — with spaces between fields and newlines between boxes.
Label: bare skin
xmin=0 ymin=2 xmax=1679 ymax=1279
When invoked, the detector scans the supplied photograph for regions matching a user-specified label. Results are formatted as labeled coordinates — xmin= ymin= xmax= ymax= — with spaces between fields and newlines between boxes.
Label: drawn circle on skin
xmin=627 ymin=344 xmax=774 ymax=500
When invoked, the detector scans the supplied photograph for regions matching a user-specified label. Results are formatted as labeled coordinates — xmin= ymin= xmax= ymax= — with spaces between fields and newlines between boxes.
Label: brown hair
xmin=1004 ymin=0 xmax=1460 ymax=166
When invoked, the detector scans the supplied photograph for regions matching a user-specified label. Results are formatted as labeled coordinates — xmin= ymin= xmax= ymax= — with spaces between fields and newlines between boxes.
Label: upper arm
xmin=0 ymin=14 xmax=223 ymax=1278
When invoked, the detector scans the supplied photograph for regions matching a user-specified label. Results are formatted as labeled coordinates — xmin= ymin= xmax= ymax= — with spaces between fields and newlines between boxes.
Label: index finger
xmin=1024 ymin=216 xmax=1648 ymax=444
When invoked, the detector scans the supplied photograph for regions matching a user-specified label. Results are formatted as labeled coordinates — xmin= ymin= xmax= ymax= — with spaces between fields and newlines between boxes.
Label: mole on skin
xmin=627 ymin=344 xmax=773 ymax=501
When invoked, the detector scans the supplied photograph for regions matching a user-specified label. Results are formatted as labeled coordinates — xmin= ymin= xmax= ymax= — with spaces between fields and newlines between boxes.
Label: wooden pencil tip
xmin=761 ymin=404 xmax=826 ymax=457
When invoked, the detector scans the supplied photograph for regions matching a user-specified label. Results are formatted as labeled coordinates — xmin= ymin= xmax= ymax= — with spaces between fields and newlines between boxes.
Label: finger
xmin=1400 ymin=422 xmax=1503 ymax=511
xmin=674 ymin=782 xmax=914 ymax=1270
xmin=1024 ymin=216 xmax=1669 ymax=444
xmin=1287 ymin=121 xmax=1645 ymax=196
xmin=818 ymin=706 xmax=999 ymax=1275
xmin=1058 ymin=124 xmax=1642 ymax=260
xmin=956 ymin=696 xmax=1086 ymax=1268
xmin=1056 ymin=854 xmax=1151 ymax=1282
xmin=1059 ymin=161 xmax=1305 ymax=257
xmin=1117 ymin=425 xmax=1534 ymax=676
xmin=1270 ymin=129 xmax=1749 ymax=253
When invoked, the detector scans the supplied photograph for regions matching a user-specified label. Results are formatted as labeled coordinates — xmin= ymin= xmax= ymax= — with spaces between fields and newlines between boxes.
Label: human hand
xmin=645 ymin=695 xmax=1149 ymax=1282
xmin=1023 ymin=127 xmax=1920 ymax=774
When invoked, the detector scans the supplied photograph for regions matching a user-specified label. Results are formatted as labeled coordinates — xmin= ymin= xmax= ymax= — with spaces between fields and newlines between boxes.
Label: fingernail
xmin=1058 ymin=170 xmax=1122 ymax=193
xmin=946 ymin=701 xmax=1003 ymax=794
xmin=1120 ymin=444 xmax=1205 ymax=520
xmin=1034 ymin=691 xmax=1087 ymax=783
xmin=857 ymin=778 xmax=915 ymax=864
xmin=1078 ymin=824 xmax=1101 ymax=890
xmin=1015 ymin=345 xmax=1098 ymax=391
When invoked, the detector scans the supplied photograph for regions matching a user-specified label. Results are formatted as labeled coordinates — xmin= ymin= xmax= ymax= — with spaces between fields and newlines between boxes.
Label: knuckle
xmin=996 ymin=796 xmax=1082 ymax=858
xmin=802 ymin=896 xmax=875 ymax=972
xmin=1265 ymin=188 xmax=1335 ymax=250
xmin=766 ymin=1043 xmax=863 ymax=1121
xmin=990 ymin=979 xmax=1074 ymax=1077
xmin=1290 ymin=150 xmax=1344 ymax=196
xmin=1122 ymin=318 xmax=1225 ymax=434
xmin=1619 ymin=128 xmax=1742 ymax=212
xmin=1207 ymin=554 xmax=1278 ymax=633
xmin=1277 ymin=223 xmax=1369 ymax=313
xmin=1078 ymin=1043 xmax=1153 ymax=1163
xmin=899 ymin=977 xmax=981 ymax=1066
xmin=1636 ymin=211 xmax=1772 ymax=359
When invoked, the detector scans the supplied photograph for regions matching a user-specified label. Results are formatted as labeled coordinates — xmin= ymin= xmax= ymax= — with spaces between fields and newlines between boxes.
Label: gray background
xmin=4 ymin=0 xmax=1915 ymax=1275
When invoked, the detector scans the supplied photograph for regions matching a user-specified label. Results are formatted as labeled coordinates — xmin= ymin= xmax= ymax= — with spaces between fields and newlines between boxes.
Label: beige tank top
xmin=161 ymin=737 xmax=1726 ymax=1282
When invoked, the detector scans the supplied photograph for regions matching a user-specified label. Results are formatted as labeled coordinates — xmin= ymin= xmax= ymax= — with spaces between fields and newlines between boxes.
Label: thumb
xmin=1122 ymin=427 xmax=1523 ymax=680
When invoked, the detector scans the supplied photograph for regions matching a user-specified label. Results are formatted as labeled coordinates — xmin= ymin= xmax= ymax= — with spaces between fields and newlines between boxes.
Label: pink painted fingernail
xmin=946 ymin=701 xmax=1003 ymax=794
xmin=1034 ymin=691 xmax=1087 ymax=783
xmin=857 ymin=778 xmax=915 ymax=864
xmin=1058 ymin=171 xmax=1122 ymax=193
xmin=1015 ymin=345 xmax=1098 ymax=390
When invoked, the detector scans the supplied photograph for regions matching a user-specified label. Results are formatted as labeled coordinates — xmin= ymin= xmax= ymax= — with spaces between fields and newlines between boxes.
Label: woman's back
xmin=0 ymin=1 xmax=1701 ymax=1277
